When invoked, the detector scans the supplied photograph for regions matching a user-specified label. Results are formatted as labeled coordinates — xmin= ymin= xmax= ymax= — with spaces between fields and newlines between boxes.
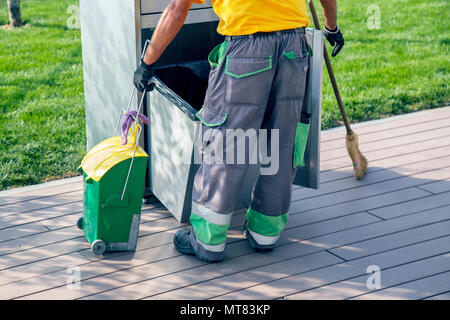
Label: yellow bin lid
xmin=80 ymin=136 xmax=148 ymax=182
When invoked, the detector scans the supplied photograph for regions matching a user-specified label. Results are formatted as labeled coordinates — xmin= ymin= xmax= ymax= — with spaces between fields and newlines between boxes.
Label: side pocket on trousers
xmin=208 ymin=41 xmax=229 ymax=68
xmin=195 ymin=106 xmax=228 ymax=127
xmin=293 ymin=122 xmax=310 ymax=168
xmin=195 ymin=106 xmax=228 ymax=153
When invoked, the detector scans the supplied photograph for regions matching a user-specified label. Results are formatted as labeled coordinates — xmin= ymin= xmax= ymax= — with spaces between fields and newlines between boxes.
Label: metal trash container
xmin=79 ymin=0 xmax=222 ymax=151
xmin=79 ymin=0 xmax=323 ymax=223
xmin=77 ymin=134 xmax=148 ymax=255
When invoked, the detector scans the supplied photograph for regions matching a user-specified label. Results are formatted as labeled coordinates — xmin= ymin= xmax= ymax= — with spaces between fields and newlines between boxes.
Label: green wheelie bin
xmin=77 ymin=132 xmax=148 ymax=255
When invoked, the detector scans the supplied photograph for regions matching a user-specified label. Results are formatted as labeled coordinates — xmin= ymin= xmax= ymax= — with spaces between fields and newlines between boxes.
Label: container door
xmin=293 ymin=28 xmax=324 ymax=190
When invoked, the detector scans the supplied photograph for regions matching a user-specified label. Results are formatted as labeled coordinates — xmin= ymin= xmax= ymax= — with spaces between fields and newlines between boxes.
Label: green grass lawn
xmin=0 ymin=0 xmax=85 ymax=190
xmin=0 ymin=0 xmax=449 ymax=190
xmin=318 ymin=0 xmax=449 ymax=127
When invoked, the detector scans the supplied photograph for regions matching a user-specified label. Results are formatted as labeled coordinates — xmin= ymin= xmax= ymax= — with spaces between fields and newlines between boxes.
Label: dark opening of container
xmin=154 ymin=61 xmax=210 ymax=111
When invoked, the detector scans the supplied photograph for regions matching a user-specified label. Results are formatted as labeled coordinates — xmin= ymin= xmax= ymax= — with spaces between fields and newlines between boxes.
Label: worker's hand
xmin=133 ymin=60 xmax=155 ymax=92
xmin=323 ymin=25 xmax=344 ymax=57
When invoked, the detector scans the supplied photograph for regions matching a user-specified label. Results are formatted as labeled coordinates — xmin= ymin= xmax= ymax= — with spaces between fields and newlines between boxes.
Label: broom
xmin=308 ymin=0 xmax=368 ymax=179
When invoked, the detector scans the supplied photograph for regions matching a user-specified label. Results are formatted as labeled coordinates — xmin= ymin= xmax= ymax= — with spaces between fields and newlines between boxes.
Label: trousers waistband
xmin=225 ymin=27 xmax=305 ymax=41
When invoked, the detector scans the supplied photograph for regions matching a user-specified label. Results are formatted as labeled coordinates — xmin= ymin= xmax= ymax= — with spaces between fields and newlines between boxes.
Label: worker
xmin=134 ymin=0 xmax=344 ymax=263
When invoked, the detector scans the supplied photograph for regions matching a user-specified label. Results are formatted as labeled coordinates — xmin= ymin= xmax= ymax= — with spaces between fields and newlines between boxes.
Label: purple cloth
xmin=121 ymin=111 xmax=150 ymax=145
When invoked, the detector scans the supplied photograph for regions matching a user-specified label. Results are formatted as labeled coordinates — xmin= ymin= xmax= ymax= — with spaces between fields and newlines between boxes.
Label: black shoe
xmin=173 ymin=229 xmax=216 ymax=263
xmin=243 ymin=221 xmax=276 ymax=253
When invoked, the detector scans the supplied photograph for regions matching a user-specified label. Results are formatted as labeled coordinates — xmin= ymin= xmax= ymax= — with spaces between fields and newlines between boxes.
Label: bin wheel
xmin=76 ymin=217 xmax=83 ymax=230
xmin=91 ymin=239 xmax=106 ymax=255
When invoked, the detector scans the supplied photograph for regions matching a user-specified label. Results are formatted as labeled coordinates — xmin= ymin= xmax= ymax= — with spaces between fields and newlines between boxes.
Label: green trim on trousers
xmin=190 ymin=213 xmax=229 ymax=245
xmin=293 ymin=122 xmax=310 ymax=168
xmin=246 ymin=207 xmax=288 ymax=237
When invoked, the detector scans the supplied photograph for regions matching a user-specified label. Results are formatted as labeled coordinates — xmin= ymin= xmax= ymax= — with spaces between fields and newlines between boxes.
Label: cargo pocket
xmin=293 ymin=122 xmax=310 ymax=168
xmin=195 ymin=106 xmax=227 ymax=127
xmin=282 ymin=43 xmax=313 ymax=60
xmin=277 ymin=53 xmax=309 ymax=100
xmin=195 ymin=107 xmax=228 ymax=157
xmin=208 ymin=41 xmax=229 ymax=68
xmin=225 ymin=56 xmax=273 ymax=105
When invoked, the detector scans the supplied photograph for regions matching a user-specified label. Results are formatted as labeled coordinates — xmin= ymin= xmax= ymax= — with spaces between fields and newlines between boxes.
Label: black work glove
xmin=323 ymin=25 xmax=345 ymax=57
xmin=133 ymin=59 xmax=155 ymax=92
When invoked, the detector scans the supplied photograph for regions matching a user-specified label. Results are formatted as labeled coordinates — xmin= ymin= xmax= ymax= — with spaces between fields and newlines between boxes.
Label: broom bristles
xmin=346 ymin=131 xmax=368 ymax=179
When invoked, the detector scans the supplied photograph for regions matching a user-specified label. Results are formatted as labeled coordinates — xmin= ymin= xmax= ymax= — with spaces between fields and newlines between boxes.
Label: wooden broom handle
xmin=308 ymin=0 xmax=352 ymax=135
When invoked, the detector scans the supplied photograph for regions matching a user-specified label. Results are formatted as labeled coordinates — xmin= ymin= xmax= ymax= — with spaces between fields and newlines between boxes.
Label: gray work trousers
xmin=189 ymin=28 xmax=310 ymax=261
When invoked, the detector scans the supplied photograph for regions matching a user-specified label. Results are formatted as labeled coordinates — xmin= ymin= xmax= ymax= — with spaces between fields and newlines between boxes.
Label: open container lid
xmin=80 ymin=136 xmax=148 ymax=182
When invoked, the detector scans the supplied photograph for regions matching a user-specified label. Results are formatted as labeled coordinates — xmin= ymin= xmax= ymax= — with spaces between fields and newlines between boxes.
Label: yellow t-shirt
xmin=193 ymin=0 xmax=309 ymax=36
